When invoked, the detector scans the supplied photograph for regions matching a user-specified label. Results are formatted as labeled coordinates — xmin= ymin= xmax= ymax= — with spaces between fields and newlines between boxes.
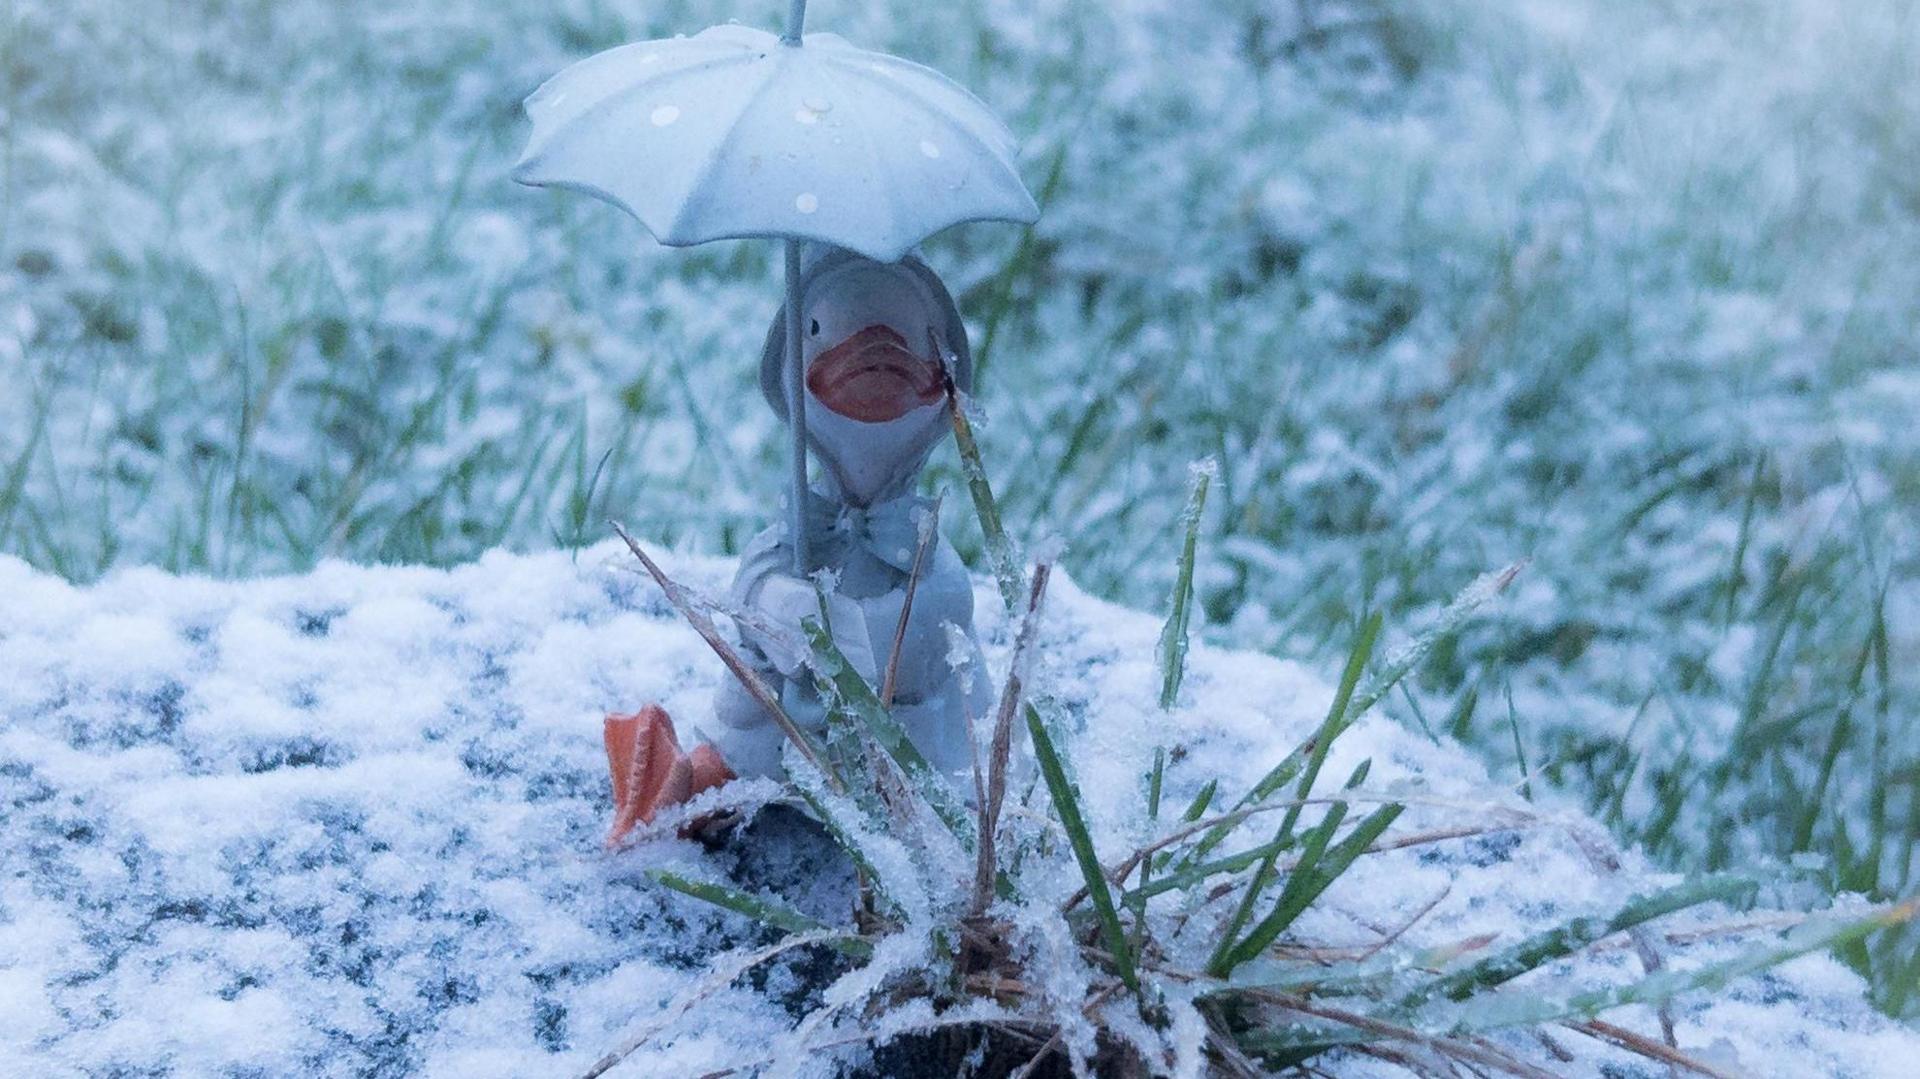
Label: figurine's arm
xmin=705 ymin=528 xmax=881 ymax=779
xmin=738 ymin=574 xmax=880 ymax=683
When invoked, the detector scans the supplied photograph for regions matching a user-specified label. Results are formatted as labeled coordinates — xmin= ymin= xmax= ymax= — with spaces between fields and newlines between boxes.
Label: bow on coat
xmin=802 ymin=490 xmax=935 ymax=576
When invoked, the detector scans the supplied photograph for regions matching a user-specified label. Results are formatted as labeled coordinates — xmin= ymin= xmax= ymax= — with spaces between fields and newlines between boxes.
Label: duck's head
xmin=761 ymin=249 xmax=971 ymax=507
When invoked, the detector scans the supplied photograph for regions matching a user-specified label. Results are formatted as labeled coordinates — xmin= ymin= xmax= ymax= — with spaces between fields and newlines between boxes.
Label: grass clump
xmin=589 ymin=439 xmax=1915 ymax=1078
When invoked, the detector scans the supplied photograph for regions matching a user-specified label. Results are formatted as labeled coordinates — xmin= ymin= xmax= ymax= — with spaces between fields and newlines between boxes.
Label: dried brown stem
xmin=1250 ymin=991 xmax=1559 ymax=1079
xmin=880 ymin=495 xmax=940 ymax=709
xmin=579 ymin=929 xmax=854 ymax=1078
xmin=972 ymin=562 xmax=1053 ymax=918
xmin=1203 ymin=1016 xmax=1269 ymax=1079
xmin=1356 ymin=883 xmax=1453 ymax=962
xmin=1568 ymin=1019 xmax=1739 ymax=1079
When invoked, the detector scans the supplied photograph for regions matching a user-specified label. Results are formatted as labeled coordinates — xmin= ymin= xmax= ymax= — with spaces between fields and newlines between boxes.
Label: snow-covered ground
xmin=1 ymin=546 xmax=1913 ymax=1076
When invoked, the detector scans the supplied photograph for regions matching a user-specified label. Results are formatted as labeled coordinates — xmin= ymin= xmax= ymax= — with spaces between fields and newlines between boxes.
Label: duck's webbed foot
xmin=603 ymin=705 xmax=736 ymax=848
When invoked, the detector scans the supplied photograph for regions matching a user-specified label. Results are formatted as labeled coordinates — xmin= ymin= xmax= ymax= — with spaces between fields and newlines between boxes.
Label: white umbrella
xmin=514 ymin=1 xmax=1038 ymax=572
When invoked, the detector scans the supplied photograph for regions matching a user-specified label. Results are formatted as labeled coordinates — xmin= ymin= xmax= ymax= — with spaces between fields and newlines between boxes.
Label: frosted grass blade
xmin=1026 ymin=701 xmax=1138 ymax=993
xmin=943 ymin=369 xmax=1022 ymax=613
xmin=1399 ymin=872 xmax=1757 ymax=1011
xmin=801 ymin=617 xmax=974 ymax=848
xmin=1344 ymin=563 xmax=1520 ymax=723
xmin=612 ymin=522 xmax=840 ymax=789
xmin=647 ymin=870 xmax=872 ymax=959
xmin=1193 ymin=613 xmax=1382 ymax=929
xmin=1157 ymin=459 xmax=1214 ymax=710
xmin=1224 ymin=801 xmax=1405 ymax=972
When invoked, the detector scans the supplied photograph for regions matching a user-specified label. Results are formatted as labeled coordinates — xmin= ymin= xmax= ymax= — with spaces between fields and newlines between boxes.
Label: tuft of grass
xmin=588 ymin=433 xmax=1915 ymax=1077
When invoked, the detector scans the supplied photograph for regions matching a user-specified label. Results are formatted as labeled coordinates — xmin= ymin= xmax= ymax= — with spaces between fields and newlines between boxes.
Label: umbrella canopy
xmin=513 ymin=23 xmax=1038 ymax=262
xmin=514 ymin=5 xmax=1038 ymax=575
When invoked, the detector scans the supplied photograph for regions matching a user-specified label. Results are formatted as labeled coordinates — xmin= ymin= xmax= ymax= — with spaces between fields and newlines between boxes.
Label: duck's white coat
xmin=708 ymin=251 xmax=990 ymax=782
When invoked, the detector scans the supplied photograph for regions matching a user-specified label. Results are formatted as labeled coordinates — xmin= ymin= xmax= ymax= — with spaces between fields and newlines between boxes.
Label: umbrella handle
xmin=780 ymin=1 xmax=811 ymax=570
xmin=784 ymin=239 xmax=811 ymax=576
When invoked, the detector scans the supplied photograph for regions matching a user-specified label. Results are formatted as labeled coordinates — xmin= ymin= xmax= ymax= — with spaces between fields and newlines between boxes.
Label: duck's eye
xmin=809 ymin=318 xmax=820 ymax=336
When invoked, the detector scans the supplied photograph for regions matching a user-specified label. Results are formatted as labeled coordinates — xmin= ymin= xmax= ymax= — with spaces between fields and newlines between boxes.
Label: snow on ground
xmin=1 ymin=545 xmax=1912 ymax=1076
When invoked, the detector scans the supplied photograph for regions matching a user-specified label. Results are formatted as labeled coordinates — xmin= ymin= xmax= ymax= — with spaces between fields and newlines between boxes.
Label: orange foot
xmin=603 ymin=705 xmax=735 ymax=849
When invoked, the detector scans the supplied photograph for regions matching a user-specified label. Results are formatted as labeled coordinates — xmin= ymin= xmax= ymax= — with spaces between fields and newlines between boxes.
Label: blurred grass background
xmin=3 ymin=0 xmax=1916 ymax=1013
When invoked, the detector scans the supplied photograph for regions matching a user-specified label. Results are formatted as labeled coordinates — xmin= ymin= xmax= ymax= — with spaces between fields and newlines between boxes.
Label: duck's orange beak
xmin=805 ymin=324 xmax=944 ymax=423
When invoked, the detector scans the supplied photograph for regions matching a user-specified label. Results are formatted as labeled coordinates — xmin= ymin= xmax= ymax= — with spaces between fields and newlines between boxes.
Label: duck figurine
xmin=604 ymin=247 xmax=994 ymax=845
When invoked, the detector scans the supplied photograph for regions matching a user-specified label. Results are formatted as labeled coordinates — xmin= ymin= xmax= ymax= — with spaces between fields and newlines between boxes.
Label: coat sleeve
xmin=703 ymin=526 xmax=846 ymax=780
xmin=705 ymin=527 xmax=792 ymax=779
